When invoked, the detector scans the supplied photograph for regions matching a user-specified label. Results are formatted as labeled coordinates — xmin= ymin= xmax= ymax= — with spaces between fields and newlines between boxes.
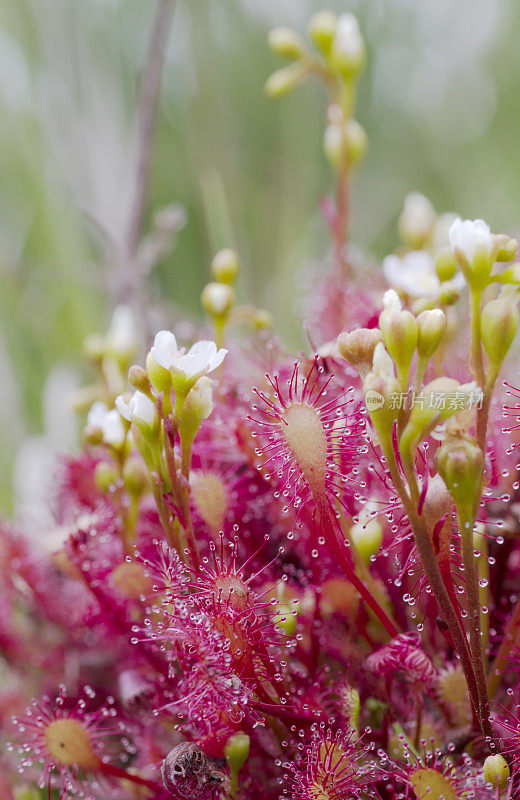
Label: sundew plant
xmin=5 ymin=7 xmax=520 ymax=800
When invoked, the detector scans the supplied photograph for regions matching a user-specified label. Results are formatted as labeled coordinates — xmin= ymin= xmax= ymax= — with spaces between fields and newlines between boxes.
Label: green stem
xmin=470 ymin=289 xmax=485 ymax=386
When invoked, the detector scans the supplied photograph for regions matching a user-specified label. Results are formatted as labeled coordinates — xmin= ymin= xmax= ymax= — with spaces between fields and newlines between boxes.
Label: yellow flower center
xmin=281 ymin=402 xmax=327 ymax=490
xmin=191 ymin=471 xmax=228 ymax=533
xmin=410 ymin=767 xmax=459 ymax=800
xmin=44 ymin=719 xmax=100 ymax=770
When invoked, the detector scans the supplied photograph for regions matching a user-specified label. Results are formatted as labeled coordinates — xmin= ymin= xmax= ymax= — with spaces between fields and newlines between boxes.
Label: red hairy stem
xmin=314 ymin=491 xmax=399 ymax=639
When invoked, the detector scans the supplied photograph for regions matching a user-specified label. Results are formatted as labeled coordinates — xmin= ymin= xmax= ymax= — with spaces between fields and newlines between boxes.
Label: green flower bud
xmin=323 ymin=122 xmax=345 ymax=169
xmin=129 ymin=365 xmax=152 ymax=395
xmin=435 ymin=247 xmax=458 ymax=282
xmin=343 ymin=118 xmax=368 ymax=166
xmin=495 ymin=234 xmax=518 ymax=263
xmin=439 ymin=279 xmax=462 ymax=306
xmin=253 ymin=309 xmax=274 ymax=329
xmin=483 ymin=754 xmax=510 ymax=790
xmin=83 ymin=333 xmax=106 ymax=361
xmin=416 ymin=308 xmax=446 ymax=358
xmin=268 ymin=27 xmax=305 ymax=60
xmin=211 ymin=248 xmax=239 ymax=284
xmin=342 ymin=686 xmax=360 ymax=734
xmin=122 ymin=456 xmax=149 ymax=498
xmin=179 ymin=377 xmax=213 ymax=445
xmin=274 ymin=603 xmax=298 ymax=636
xmin=264 ymin=63 xmax=307 ymax=99
xmin=307 ymin=10 xmax=337 ymax=55
xmin=379 ymin=291 xmax=418 ymax=386
xmin=201 ymin=282 xmax=235 ymax=317
xmin=363 ymin=343 xmax=401 ymax=436
xmin=351 ymin=516 xmax=383 ymax=563
xmin=146 ymin=351 xmax=172 ymax=395
xmin=328 ymin=13 xmax=365 ymax=77
xmin=481 ymin=290 xmax=519 ymax=371
xmin=435 ymin=432 xmax=484 ymax=510
xmin=95 ymin=461 xmax=118 ymax=492
xmin=337 ymin=327 xmax=383 ymax=379
xmin=398 ymin=192 xmax=436 ymax=251
xmin=225 ymin=732 xmax=250 ymax=774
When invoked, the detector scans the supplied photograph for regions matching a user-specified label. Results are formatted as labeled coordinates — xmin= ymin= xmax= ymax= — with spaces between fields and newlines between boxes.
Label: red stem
xmin=315 ymin=492 xmax=399 ymax=638
xmin=100 ymin=762 xmax=163 ymax=792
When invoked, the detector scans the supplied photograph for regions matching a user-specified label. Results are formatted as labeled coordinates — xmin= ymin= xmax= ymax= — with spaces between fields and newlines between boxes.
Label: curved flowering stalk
xmin=251 ymin=358 xmax=399 ymax=638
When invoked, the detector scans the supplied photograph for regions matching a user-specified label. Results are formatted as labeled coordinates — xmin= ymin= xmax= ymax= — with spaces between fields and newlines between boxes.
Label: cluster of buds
xmin=201 ymin=248 xmax=272 ymax=344
xmin=266 ymin=12 xmax=368 ymax=177
xmin=201 ymin=249 xmax=239 ymax=345
xmin=383 ymin=193 xmax=466 ymax=308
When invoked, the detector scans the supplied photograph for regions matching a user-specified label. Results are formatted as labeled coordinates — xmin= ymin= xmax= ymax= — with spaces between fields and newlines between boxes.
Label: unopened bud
xmin=253 ymin=309 xmax=274 ymax=329
xmin=84 ymin=424 xmax=103 ymax=446
xmin=201 ymin=282 xmax=235 ymax=317
xmin=337 ymin=328 xmax=383 ymax=379
xmin=264 ymin=63 xmax=307 ymax=99
xmin=268 ymin=27 xmax=305 ymax=60
xmin=416 ymin=308 xmax=446 ymax=358
xmin=398 ymin=192 xmax=435 ymax=250
xmin=481 ymin=290 xmax=519 ymax=371
xmin=439 ymin=279 xmax=462 ymax=306
xmin=379 ymin=292 xmax=418 ymax=385
xmin=436 ymin=433 xmax=484 ymax=510
xmin=494 ymin=234 xmax=518 ymax=263
xmin=179 ymin=377 xmax=213 ymax=444
xmin=435 ymin=247 xmax=458 ymax=282
xmin=211 ymin=248 xmax=239 ymax=284
xmin=274 ymin=603 xmax=298 ymax=636
xmin=364 ymin=343 xmax=401 ymax=434
xmin=225 ymin=732 xmax=250 ymax=774
xmin=483 ymin=754 xmax=510 ymax=790
xmin=122 ymin=457 xmax=148 ymax=498
xmin=421 ymin=474 xmax=452 ymax=527
xmin=129 ymin=365 xmax=151 ymax=394
xmin=83 ymin=334 xmax=106 ymax=361
xmin=343 ymin=118 xmax=368 ymax=165
xmin=351 ymin=517 xmax=383 ymax=563
xmin=328 ymin=13 xmax=365 ymax=77
xmin=307 ymin=10 xmax=337 ymax=55
xmin=343 ymin=686 xmax=360 ymax=734
xmin=95 ymin=461 xmax=118 ymax=491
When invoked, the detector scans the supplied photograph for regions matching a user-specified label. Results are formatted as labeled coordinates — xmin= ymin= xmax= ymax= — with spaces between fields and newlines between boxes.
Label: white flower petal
xmin=151 ymin=330 xmax=178 ymax=369
xmin=448 ymin=218 xmax=493 ymax=263
xmin=115 ymin=394 xmax=132 ymax=422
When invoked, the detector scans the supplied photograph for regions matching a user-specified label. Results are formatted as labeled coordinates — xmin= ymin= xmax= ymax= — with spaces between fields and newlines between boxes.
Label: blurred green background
xmin=1 ymin=0 xmax=520 ymax=512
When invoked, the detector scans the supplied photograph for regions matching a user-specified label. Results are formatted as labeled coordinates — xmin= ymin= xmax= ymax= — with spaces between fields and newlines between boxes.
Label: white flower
xmin=331 ymin=13 xmax=364 ymax=63
xmin=116 ymin=391 xmax=156 ymax=427
xmin=382 ymin=288 xmax=403 ymax=311
xmin=150 ymin=330 xmax=227 ymax=380
xmin=87 ymin=401 xmax=126 ymax=446
xmin=383 ymin=251 xmax=441 ymax=299
xmin=448 ymin=218 xmax=493 ymax=264
xmin=105 ymin=304 xmax=139 ymax=358
xmin=398 ymin=192 xmax=436 ymax=245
